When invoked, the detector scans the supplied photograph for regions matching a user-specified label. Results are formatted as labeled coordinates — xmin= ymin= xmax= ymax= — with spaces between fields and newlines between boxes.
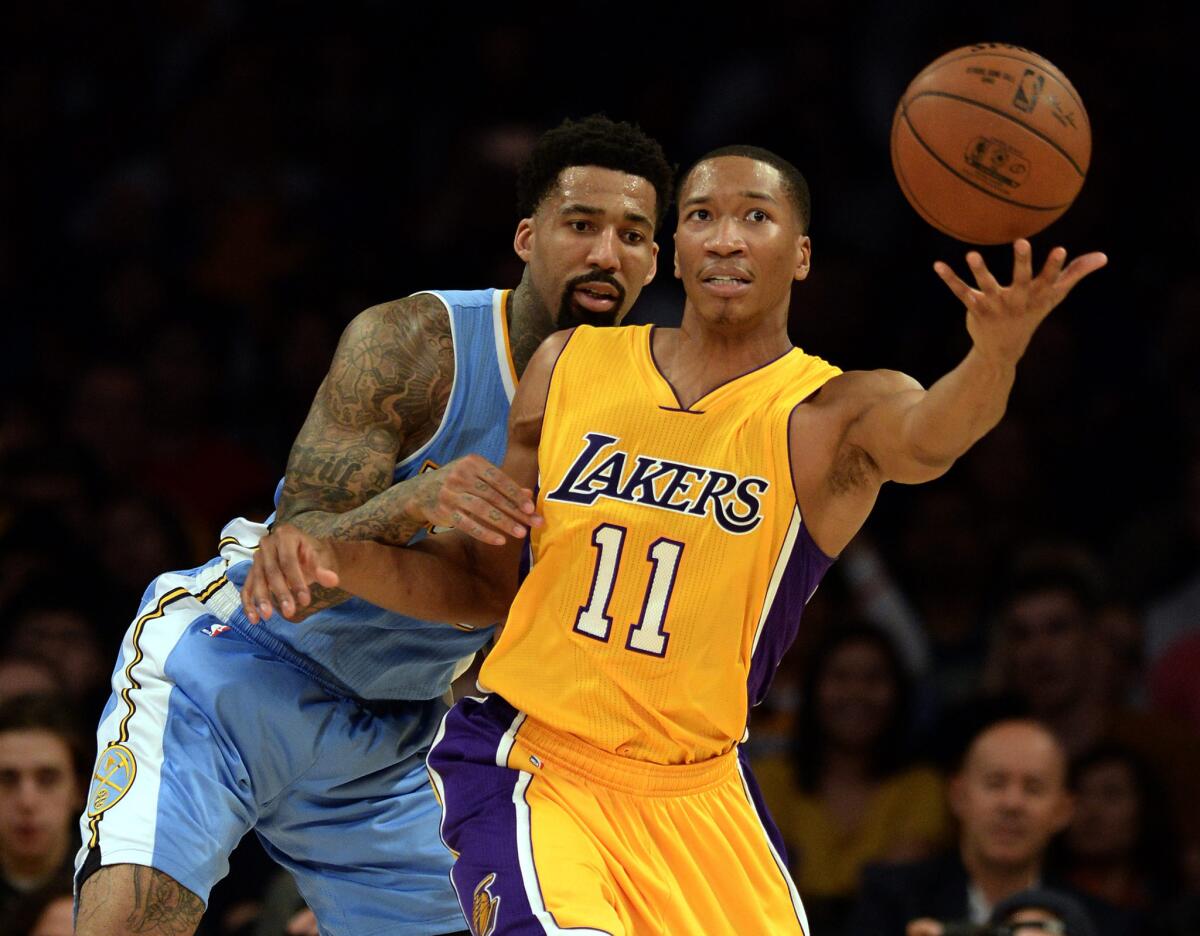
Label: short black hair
xmin=516 ymin=114 xmax=674 ymax=230
xmin=997 ymin=545 xmax=1104 ymax=617
xmin=0 ymin=692 xmax=89 ymax=779
xmin=679 ymin=144 xmax=811 ymax=232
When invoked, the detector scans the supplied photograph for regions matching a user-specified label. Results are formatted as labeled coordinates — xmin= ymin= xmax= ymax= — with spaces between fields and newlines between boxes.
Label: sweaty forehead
xmin=681 ymin=156 xmax=785 ymax=201
xmin=549 ymin=166 xmax=657 ymax=219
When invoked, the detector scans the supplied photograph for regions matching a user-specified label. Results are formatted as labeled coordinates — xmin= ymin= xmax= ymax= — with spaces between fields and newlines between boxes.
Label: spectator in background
xmin=989 ymin=887 xmax=1098 ymax=936
xmin=0 ymin=656 xmax=57 ymax=703
xmin=906 ymin=886 xmax=1099 ymax=936
xmin=1053 ymin=743 xmax=1179 ymax=916
xmin=7 ymin=882 xmax=75 ymax=936
xmin=753 ymin=623 xmax=950 ymax=935
xmin=4 ymin=582 xmax=110 ymax=712
xmin=850 ymin=719 xmax=1136 ymax=936
xmin=0 ymin=694 xmax=85 ymax=918
xmin=990 ymin=547 xmax=1200 ymax=855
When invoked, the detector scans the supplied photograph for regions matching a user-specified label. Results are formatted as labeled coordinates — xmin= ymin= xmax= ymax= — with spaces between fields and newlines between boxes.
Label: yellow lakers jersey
xmin=479 ymin=324 xmax=842 ymax=765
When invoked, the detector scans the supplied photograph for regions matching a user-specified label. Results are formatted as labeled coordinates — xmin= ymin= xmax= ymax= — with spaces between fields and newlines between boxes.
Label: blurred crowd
xmin=2 ymin=2 xmax=1198 ymax=934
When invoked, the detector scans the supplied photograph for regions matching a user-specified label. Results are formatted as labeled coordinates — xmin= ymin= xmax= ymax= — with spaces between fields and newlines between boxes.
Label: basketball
xmin=890 ymin=43 xmax=1091 ymax=244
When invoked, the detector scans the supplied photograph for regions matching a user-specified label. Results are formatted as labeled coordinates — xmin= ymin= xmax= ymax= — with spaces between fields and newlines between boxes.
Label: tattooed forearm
xmin=76 ymin=864 xmax=204 ymax=936
xmin=127 ymin=865 xmax=205 ymax=934
xmin=277 ymin=474 xmax=441 ymax=620
xmin=277 ymin=293 xmax=454 ymax=524
xmin=267 ymin=295 xmax=454 ymax=619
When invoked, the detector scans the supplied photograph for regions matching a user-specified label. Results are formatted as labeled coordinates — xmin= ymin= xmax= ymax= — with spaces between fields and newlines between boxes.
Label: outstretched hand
xmin=933 ymin=238 xmax=1107 ymax=365
xmin=241 ymin=523 xmax=341 ymax=623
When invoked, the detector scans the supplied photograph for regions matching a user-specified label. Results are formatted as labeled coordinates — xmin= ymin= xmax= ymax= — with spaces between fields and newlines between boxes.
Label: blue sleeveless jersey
xmin=219 ymin=288 xmax=517 ymax=701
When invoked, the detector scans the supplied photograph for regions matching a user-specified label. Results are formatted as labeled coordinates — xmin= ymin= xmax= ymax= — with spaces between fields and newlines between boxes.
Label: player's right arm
xmin=241 ymin=330 xmax=571 ymax=626
xmin=245 ymin=294 xmax=533 ymax=618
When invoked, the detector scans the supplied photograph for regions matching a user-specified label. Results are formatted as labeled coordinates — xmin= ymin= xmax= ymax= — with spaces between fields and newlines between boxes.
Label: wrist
xmin=967 ymin=344 xmax=1020 ymax=378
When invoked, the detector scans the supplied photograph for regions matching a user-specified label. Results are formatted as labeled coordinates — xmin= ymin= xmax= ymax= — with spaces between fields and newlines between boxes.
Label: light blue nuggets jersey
xmin=220 ymin=288 xmax=517 ymax=701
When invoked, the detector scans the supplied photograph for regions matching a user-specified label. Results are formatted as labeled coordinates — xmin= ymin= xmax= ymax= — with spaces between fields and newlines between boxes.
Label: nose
xmin=13 ymin=775 xmax=40 ymax=810
xmin=704 ymin=215 xmax=746 ymax=256
xmin=587 ymin=227 xmax=620 ymax=271
xmin=998 ymin=781 xmax=1030 ymax=813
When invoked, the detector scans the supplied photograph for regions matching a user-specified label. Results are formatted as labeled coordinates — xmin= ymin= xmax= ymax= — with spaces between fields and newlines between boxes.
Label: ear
xmin=672 ymin=231 xmax=681 ymax=280
xmin=645 ymin=241 xmax=660 ymax=286
xmin=513 ymin=217 xmax=535 ymax=264
xmin=794 ymin=234 xmax=811 ymax=282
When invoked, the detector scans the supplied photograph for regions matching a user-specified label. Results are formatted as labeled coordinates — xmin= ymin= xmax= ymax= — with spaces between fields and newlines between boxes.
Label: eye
xmin=623 ymin=230 xmax=646 ymax=244
xmin=569 ymin=220 xmax=592 ymax=233
xmin=687 ymin=208 xmax=711 ymax=222
xmin=747 ymin=208 xmax=770 ymax=223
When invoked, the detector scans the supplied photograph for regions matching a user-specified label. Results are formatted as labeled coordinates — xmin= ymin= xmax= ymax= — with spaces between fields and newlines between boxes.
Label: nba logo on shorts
xmin=202 ymin=623 xmax=231 ymax=638
xmin=471 ymin=872 xmax=500 ymax=936
xmin=88 ymin=743 xmax=137 ymax=816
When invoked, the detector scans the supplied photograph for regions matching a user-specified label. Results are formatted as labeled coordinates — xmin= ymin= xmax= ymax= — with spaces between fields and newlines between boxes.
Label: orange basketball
xmin=891 ymin=43 xmax=1091 ymax=244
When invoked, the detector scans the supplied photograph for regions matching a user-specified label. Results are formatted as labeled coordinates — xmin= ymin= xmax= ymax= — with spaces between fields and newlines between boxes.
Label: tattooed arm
xmin=276 ymin=293 xmax=452 ymax=543
xmin=250 ymin=293 xmax=533 ymax=619
xmin=260 ymin=293 xmax=453 ymax=617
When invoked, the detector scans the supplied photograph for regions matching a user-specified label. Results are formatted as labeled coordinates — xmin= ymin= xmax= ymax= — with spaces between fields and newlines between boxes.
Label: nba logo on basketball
xmin=1013 ymin=69 xmax=1045 ymax=113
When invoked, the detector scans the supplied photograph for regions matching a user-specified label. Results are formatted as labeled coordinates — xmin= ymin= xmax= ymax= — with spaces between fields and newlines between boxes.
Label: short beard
xmin=557 ymin=271 xmax=626 ymax=329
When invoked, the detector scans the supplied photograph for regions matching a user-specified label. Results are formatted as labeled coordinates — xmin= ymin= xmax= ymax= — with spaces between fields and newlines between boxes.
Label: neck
xmin=961 ymin=844 xmax=1040 ymax=908
xmin=657 ymin=303 xmax=792 ymax=409
xmin=508 ymin=268 xmax=557 ymax=378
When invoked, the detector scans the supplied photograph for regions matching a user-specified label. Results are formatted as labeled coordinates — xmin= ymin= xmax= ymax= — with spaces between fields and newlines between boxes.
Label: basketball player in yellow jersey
xmin=248 ymin=146 xmax=1107 ymax=935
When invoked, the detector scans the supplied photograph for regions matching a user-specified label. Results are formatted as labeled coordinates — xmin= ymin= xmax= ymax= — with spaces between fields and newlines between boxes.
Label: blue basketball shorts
xmin=75 ymin=558 xmax=465 ymax=936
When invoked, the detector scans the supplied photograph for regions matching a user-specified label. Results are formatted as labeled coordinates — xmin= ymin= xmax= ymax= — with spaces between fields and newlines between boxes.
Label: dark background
xmin=3 ymin=1 xmax=1198 ymax=932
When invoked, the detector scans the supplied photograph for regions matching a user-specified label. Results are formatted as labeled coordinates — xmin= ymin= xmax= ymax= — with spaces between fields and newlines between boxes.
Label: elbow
xmin=891 ymin=443 xmax=958 ymax=485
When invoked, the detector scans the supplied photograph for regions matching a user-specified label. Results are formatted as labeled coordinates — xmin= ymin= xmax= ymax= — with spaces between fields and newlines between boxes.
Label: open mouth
xmin=572 ymin=282 xmax=620 ymax=314
xmin=701 ymin=273 xmax=752 ymax=297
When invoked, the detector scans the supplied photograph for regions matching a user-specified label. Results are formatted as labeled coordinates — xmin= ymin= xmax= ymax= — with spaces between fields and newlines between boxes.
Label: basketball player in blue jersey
xmin=73 ymin=115 xmax=672 ymax=936
xmin=250 ymin=147 xmax=1107 ymax=935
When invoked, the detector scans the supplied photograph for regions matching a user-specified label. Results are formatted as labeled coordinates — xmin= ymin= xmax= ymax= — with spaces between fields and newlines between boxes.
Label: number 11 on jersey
xmin=574 ymin=523 xmax=684 ymax=658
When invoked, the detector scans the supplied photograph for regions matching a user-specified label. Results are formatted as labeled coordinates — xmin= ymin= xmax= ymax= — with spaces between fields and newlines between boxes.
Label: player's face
xmin=951 ymin=723 xmax=1073 ymax=871
xmin=0 ymin=730 xmax=79 ymax=867
xmin=515 ymin=166 xmax=659 ymax=327
xmin=673 ymin=156 xmax=809 ymax=327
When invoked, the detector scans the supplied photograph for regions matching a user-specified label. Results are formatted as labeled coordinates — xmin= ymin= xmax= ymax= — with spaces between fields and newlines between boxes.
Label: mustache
xmin=564 ymin=270 xmax=627 ymax=307
xmin=557 ymin=271 xmax=627 ymax=329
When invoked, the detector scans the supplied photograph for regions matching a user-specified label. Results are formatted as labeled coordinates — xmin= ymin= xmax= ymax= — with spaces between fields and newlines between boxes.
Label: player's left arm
xmin=241 ymin=331 xmax=571 ymax=626
xmin=846 ymin=239 xmax=1107 ymax=484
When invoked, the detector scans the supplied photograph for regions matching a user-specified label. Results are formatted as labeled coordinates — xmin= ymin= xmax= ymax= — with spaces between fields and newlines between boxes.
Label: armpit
xmin=828 ymin=442 xmax=879 ymax=494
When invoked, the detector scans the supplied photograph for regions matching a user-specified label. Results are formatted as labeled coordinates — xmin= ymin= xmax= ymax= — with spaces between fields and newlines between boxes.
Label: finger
xmin=241 ymin=567 xmax=262 ymax=624
xmin=1038 ymin=245 xmax=1069 ymax=283
xmin=275 ymin=537 xmax=312 ymax=610
xmin=442 ymin=506 xmax=508 ymax=546
xmin=1011 ymin=238 xmax=1033 ymax=288
xmin=933 ymin=261 xmax=977 ymax=307
xmin=482 ymin=463 xmax=537 ymax=514
xmin=248 ymin=548 xmax=283 ymax=622
xmin=258 ymin=542 xmax=299 ymax=619
xmin=454 ymin=490 xmax=530 ymax=539
xmin=965 ymin=250 xmax=1001 ymax=294
xmin=296 ymin=539 xmax=342 ymax=591
xmin=1053 ymin=250 xmax=1108 ymax=294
